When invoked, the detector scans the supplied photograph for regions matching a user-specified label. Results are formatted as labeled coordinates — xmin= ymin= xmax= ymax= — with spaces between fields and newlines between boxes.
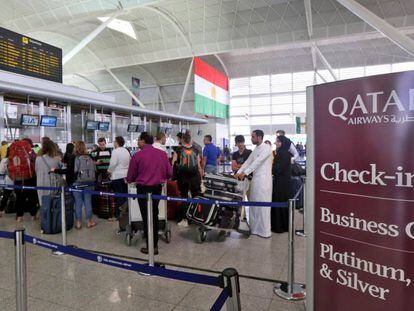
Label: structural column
xmin=0 ymin=94 xmax=4 ymax=141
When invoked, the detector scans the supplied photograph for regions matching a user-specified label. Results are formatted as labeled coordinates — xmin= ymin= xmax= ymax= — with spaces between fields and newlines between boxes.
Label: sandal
xmin=75 ymin=221 xmax=82 ymax=230
xmin=86 ymin=221 xmax=97 ymax=228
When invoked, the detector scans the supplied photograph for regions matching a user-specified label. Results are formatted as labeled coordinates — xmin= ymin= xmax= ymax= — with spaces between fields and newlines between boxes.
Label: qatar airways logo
xmin=328 ymin=89 xmax=414 ymax=125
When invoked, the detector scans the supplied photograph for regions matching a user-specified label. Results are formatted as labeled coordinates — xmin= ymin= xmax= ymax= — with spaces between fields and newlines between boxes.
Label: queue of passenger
xmin=0 ymin=129 xmax=301 ymax=253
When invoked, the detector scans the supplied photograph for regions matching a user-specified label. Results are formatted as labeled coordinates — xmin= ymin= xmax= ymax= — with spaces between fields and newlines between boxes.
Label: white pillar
xmin=0 ymin=94 xmax=4 ymax=142
xmin=94 ymin=109 xmax=98 ymax=144
xmin=39 ymin=101 xmax=45 ymax=139
xmin=111 ymin=111 xmax=116 ymax=142
xmin=66 ymin=104 xmax=72 ymax=143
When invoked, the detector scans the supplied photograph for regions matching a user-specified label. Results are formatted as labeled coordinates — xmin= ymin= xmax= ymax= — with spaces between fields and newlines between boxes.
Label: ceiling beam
xmin=141 ymin=5 xmax=194 ymax=54
xmin=336 ymin=0 xmax=414 ymax=57
xmin=313 ymin=43 xmax=338 ymax=80
xmin=106 ymin=68 xmax=146 ymax=108
xmin=63 ymin=10 xmax=124 ymax=65
xmin=304 ymin=0 xmax=313 ymax=38
xmin=178 ymin=58 xmax=194 ymax=114
xmin=214 ymin=54 xmax=230 ymax=77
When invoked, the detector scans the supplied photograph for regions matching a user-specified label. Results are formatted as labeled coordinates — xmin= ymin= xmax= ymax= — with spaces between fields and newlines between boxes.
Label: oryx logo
xmin=328 ymin=89 xmax=414 ymax=126
xmin=97 ymin=256 xmax=103 ymax=263
xmin=32 ymin=238 xmax=37 ymax=245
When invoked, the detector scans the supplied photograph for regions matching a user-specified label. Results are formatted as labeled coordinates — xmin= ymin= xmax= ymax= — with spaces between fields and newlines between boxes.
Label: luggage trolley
xmin=187 ymin=173 xmax=250 ymax=243
xmin=125 ymin=183 xmax=171 ymax=246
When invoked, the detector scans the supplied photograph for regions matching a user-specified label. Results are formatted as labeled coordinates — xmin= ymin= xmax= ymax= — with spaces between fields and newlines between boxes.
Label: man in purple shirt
xmin=127 ymin=132 xmax=172 ymax=255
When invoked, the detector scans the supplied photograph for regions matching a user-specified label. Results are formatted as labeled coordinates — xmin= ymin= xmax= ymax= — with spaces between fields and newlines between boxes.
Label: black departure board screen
xmin=0 ymin=27 xmax=62 ymax=83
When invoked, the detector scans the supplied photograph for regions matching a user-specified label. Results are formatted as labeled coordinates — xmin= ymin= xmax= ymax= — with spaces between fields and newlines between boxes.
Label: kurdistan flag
xmin=194 ymin=57 xmax=229 ymax=118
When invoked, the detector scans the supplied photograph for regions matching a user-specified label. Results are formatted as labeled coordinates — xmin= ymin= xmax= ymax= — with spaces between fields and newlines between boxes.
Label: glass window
xmin=272 ymin=115 xmax=293 ymax=124
xmin=230 ymin=78 xmax=249 ymax=96
xmin=271 ymin=73 xmax=292 ymax=92
xmin=272 ymin=94 xmax=292 ymax=104
xmin=293 ymin=71 xmax=314 ymax=91
xmin=250 ymin=75 xmax=270 ymax=94
xmin=250 ymin=96 xmax=270 ymax=106
xmin=230 ymin=126 xmax=250 ymax=135
xmin=250 ymin=105 xmax=271 ymax=115
xmin=293 ymin=103 xmax=306 ymax=113
xmin=230 ymin=116 xmax=249 ymax=126
xmin=250 ymin=116 xmax=272 ymax=125
xmin=230 ymin=97 xmax=249 ymax=107
xmin=293 ymin=92 xmax=306 ymax=104
xmin=230 ymin=105 xmax=249 ymax=116
xmin=272 ymin=104 xmax=292 ymax=114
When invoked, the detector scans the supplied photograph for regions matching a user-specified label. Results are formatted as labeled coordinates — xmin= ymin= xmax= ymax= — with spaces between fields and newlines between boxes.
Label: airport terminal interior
xmin=0 ymin=0 xmax=413 ymax=310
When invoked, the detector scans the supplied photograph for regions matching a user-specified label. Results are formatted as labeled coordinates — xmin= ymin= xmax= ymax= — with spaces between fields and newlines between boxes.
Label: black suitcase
xmin=204 ymin=173 xmax=243 ymax=194
xmin=186 ymin=197 xmax=219 ymax=226
xmin=92 ymin=183 xmax=117 ymax=219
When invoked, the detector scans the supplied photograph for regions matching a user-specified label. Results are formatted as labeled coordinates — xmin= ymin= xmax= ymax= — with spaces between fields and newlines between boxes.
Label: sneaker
xmin=177 ymin=219 xmax=188 ymax=227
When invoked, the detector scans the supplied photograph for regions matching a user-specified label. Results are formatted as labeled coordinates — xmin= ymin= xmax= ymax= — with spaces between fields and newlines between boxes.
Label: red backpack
xmin=8 ymin=140 xmax=35 ymax=181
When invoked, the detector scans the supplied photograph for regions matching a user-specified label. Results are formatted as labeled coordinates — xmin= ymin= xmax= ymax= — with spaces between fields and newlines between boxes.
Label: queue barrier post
xmin=147 ymin=192 xmax=155 ymax=267
xmin=61 ymin=185 xmax=67 ymax=246
xmin=14 ymin=229 xmax=27 ymax=311
xmin=274 ymin=199 xmax=306 ymax=301
xmin=221 ymin=268 xmax=241 ymax=311
xmin=295 ymin=176 xmax=307 ymax=237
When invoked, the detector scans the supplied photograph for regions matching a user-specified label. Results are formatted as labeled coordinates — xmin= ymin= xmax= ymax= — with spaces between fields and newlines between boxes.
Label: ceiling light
xmin=98 ymin=17 xmax=137 ymax=40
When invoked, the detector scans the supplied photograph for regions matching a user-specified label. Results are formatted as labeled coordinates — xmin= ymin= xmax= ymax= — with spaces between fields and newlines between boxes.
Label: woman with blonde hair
xmin=35 ymin=139 xmax=62 ymax=210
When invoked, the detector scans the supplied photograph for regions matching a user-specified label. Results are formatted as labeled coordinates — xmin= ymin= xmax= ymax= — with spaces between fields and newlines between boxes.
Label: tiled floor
xmin=0 ymin=211 xmax=306 ymax=310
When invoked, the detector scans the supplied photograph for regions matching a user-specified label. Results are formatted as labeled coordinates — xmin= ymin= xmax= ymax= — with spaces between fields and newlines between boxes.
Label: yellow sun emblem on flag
xmin=211 ymin=86 xmax=216 ymax=100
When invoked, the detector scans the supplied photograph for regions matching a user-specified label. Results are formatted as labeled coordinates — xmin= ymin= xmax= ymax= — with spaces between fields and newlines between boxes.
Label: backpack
xmin=178 ymin=146 xmax=197 ymax=171
xmin=8 ymin=140 xmax=35 ymax=181
xmin=75 ymin=155 xmax=96 ymax=183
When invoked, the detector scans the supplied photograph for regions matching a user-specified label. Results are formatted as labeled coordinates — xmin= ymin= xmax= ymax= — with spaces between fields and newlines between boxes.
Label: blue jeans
xmin=72 ymin=185 xmax=93 ymax=221
xmin=205 ymin=165 xmax=217 ymax=174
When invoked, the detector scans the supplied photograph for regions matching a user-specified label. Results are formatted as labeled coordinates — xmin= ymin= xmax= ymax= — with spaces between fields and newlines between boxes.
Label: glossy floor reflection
xmin=0 ymin=211 xmax=306 ymax=310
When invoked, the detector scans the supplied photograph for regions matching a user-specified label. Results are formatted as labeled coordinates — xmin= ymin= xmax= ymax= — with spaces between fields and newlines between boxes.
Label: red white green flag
xmin=194 ymin=57 xmax=229 ymax=118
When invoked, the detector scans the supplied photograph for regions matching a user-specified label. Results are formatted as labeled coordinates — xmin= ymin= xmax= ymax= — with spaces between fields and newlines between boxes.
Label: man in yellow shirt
xmin=0 ymin=141 xmax=8 ymax=159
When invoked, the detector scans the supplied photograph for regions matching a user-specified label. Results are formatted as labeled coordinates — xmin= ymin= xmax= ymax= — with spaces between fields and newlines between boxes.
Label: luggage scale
xmin=125 ymin=183 xmax=171 ymax=246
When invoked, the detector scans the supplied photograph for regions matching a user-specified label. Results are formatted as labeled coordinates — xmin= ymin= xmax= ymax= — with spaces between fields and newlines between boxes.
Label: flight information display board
xmin=0 ymin=27 xmax=62 ymax=83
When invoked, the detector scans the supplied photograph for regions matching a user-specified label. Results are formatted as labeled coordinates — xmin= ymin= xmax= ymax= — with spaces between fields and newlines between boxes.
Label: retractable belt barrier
xmin=0 ymin=179 xmax=306 ymax=310
xmin=0 ymin=183 xmax=289 ymax=208
xmin=0 ymin=229 xmax=241 ymax=311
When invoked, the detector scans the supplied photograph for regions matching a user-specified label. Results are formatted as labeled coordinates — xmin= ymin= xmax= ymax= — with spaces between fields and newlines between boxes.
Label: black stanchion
xmin=295 ymin=176 xmax=307 ymax=237
xmin=222 ymin=268 xmax=241 ymax=311
xmin=274 ymin=199 xmax=306 ymax=300
xmin=14 ymin=229 xmax=27 ymax=311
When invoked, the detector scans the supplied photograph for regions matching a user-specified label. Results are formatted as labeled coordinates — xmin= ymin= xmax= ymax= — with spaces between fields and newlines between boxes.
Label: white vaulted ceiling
xmin=0 ymin=0 xmax=414 ymax=91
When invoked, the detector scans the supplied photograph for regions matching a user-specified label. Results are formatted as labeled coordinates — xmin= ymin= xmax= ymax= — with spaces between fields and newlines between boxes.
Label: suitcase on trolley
xmin=203 ymin=173 xmax=244 ymax=194
xmin=124 ymin=183 xmax=171 ymax=246
xmin=186 ymin=196 xmax=219 ymax=226
xmin=167 ymin=180 xmax=181 ymax=220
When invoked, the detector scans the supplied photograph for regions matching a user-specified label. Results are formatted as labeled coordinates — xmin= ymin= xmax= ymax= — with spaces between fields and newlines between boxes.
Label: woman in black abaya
xmin=271 ymin=135 xmax=292 ymax=233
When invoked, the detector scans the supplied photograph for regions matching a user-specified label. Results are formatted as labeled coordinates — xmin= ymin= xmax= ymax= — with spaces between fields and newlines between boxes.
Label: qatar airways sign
xmin=328 ymin=89 xmax=414 ymax=125
xmin=309 ymin=70 xmax=414 ymax=311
